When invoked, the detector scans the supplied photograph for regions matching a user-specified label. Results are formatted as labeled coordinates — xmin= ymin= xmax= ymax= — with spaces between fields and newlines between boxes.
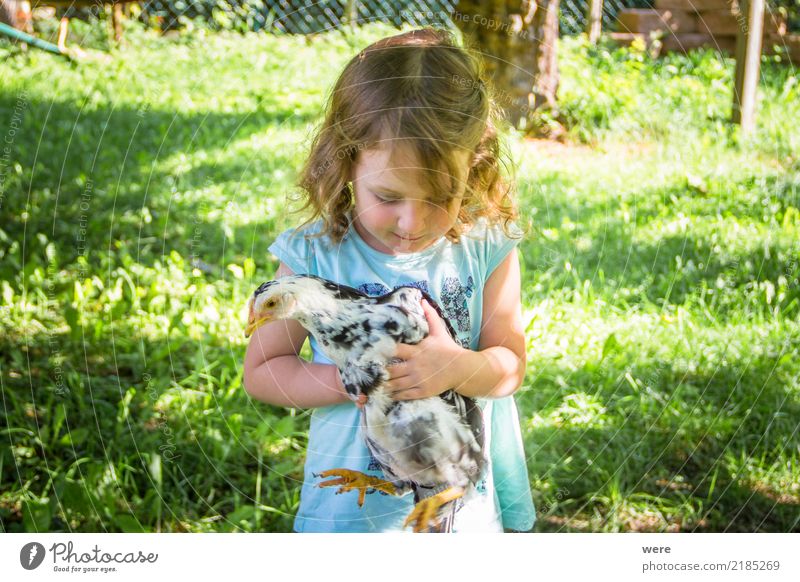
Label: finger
xmin=385 ymin=360 xmax=409 ymax=378
xmin=389 ymin=386 xmax=418 ymax=401
xmin=386 ymin=375 xmax=415 ymax=392
xmin=421 ymin=299 xmax=448 ymax=335
xmin=393 ymin=343 xmax=414 ymax=360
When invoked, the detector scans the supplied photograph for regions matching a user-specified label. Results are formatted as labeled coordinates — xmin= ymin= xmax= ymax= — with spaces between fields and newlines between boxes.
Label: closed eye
xmin=374 ymin=191 xmax=450 ymax=210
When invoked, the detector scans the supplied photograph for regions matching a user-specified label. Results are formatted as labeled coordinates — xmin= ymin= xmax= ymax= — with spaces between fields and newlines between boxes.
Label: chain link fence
xmin=561 ymin=0 xmax=652 ymax=33
xmin=139 ymin=0 xmax=654 ymax=35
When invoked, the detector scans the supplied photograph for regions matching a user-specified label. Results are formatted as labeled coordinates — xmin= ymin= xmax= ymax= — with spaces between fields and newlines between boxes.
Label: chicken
xmin=245 ymin=274 xmax=486 ymax=532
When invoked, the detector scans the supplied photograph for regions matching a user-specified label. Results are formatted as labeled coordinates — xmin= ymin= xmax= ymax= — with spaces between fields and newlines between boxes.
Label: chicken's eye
xmin=266 ymin=300 xmax=276 ymax=308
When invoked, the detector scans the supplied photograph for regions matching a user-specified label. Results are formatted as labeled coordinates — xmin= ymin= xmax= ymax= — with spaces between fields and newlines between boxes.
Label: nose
xmin=396 ymin=200 xmax=428 ymax=235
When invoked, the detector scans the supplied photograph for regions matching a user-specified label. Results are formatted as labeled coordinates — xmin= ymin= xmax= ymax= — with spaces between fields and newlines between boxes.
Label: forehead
xmin=253 ymin=280 xmax=278 ymax=297
xmin=353 ymin=144 xmax=470 ymax=193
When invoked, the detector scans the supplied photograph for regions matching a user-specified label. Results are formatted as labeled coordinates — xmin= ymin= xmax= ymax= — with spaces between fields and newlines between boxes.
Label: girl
xmin=243 ymin=27 xmax=535 ymax=533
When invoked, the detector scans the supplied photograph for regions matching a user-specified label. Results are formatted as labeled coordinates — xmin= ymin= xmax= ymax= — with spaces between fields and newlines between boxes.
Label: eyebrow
xmin=369 ymin=184 xmax=462 ymax=202
xmin=370 ymin=186 xmax=407 ymax=197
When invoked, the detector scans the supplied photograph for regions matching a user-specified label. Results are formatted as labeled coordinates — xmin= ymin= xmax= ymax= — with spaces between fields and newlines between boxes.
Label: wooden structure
xmin=0 ymin=0 xmax=30 ymax=30
xmin=732 ymin=0 xmax=765 ymax=132
xmin=24 ymin=1 xmax=137 ymax=51
xmin=568 ymin=0 xmax=781 ymax=133
xmin=609 ymin=0 xmax=796 ymax=60
xmin=585 ymin=0 xmax=603 ymax=44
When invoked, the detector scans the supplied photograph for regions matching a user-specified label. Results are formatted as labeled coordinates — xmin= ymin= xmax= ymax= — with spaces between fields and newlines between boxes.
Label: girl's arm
xmin=243 ymin=262 xmax=350 ymax=408
xmin=451 ymin=247 xmax=526 ymax=398
xmin=386 ymin=248 xmax=526 ymax=400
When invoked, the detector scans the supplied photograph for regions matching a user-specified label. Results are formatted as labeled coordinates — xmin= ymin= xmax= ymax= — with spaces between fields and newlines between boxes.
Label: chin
xmin=389 ymin=239 xmax=426 ymax=254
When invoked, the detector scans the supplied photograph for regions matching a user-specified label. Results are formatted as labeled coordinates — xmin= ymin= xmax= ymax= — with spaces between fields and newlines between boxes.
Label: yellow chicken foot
xmin=404 ymin=487 xmax=464 ymax=533
xmin=315 ymin=469 xmax=398 ymax=507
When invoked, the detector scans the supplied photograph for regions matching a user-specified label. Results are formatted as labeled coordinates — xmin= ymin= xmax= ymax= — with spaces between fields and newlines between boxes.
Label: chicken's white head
xmin=244 ymin=279 xmax=300 ymax=337
xmin=245 ymin=276 xmax=336 ymax=337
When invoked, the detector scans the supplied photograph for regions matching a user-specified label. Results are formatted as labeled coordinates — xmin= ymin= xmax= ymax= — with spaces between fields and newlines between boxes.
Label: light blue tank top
xmin=268 ymin=217 xmax=536 ymax=532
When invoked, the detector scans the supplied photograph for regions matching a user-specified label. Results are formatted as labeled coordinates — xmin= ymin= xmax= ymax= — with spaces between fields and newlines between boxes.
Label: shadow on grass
xmin=520 ymin=349 xmax=800 ymax=532
xmin=517 ymin=171 xmax=800 ymax=317
xmin=0 ymin=92 xmax=306 ymax=274
xmin=1 ymin=325 xmax=305 ymax=533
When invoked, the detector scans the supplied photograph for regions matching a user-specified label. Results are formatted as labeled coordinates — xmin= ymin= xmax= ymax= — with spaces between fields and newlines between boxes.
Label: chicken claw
xmin=316 ymin=468 xmax=398 ymax=507
xmin=403 ymin=487 xmax=464 ymax=533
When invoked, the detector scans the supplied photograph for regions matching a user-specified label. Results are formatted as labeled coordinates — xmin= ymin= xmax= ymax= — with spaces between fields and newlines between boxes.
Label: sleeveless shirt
xmin=267 ymin=217 xmax=536 ymax=532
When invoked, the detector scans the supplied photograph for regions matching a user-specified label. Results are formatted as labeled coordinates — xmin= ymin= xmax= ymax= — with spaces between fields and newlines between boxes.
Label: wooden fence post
xmin=732 ymin=0 xmax=765 ymax=133
xmin=343 ymin=0 xmax=358 ymax=28
xmin=586 ymin=0 xmax=603 ymax=44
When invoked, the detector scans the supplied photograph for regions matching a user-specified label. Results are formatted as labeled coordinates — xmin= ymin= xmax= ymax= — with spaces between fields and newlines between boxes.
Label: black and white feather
xmin=246 ymin=274 xmax=486 ymax=530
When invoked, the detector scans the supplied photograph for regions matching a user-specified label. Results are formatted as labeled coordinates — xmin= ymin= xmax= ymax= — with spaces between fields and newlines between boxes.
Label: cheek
xmin=379 ymin=205 xmax=402 ymax=227
xmin=356 ymin=201 xmax=392 ymax=229
xmin=432 ymin=205 xmax=458 ymax=230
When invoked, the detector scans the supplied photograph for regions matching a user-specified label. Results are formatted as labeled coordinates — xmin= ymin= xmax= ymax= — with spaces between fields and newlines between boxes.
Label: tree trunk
xmin=453 ymin=0 xmax=563 ymax=137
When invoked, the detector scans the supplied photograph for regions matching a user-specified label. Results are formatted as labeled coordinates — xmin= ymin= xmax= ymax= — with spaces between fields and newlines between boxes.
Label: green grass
xmin=1 ymin=20 xmax=798 ymax=533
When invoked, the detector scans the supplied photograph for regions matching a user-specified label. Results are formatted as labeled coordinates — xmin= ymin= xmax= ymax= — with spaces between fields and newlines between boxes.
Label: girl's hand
xmin=385 ymin=300 xmax=465 ymax=400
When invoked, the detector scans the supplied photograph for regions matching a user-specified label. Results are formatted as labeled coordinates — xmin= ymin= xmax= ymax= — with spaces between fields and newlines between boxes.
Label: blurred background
xmin=1 ymin=0 xmax=798 ymax=533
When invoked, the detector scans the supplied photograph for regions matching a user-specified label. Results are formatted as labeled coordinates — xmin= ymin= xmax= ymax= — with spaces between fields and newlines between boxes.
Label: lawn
xmin=1 ymin=19 xmax=798 ymax=533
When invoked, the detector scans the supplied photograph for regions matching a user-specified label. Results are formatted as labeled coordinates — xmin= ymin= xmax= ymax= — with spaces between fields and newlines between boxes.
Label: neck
xmin=291 ymin=293 xmax=337 ymax=333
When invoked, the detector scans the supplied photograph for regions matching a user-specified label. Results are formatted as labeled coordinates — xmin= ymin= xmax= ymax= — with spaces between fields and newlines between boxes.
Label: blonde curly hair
xmin=295 ymin=27 xmax=520 ymax=244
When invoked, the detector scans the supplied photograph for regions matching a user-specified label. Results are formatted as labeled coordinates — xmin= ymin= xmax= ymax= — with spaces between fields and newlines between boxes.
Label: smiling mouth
xmin=395 ymin=233 xmax=424 ymax=241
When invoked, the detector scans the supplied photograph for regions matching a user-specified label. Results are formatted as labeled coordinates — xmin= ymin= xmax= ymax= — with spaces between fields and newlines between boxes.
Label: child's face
xmin=350 ymin=145 xmax=470 ymax=255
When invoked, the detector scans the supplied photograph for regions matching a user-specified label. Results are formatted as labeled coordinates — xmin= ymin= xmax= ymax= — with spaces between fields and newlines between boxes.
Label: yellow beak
xmin=244 ymin=307 xmax=274 ymax=338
